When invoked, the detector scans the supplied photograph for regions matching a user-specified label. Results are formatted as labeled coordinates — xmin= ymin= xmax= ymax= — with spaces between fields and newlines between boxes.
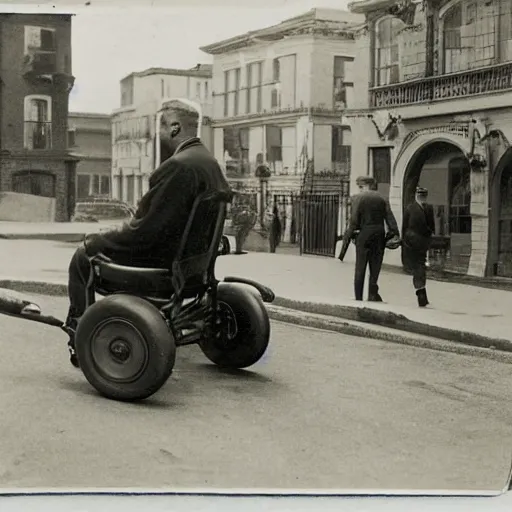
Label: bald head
xmin=160 ymin=99 xmax=201 ymax=156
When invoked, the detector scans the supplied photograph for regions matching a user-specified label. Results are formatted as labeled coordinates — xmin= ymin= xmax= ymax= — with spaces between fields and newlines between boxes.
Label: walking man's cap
xmin=416 ymin=187 xmax=428 ymax=196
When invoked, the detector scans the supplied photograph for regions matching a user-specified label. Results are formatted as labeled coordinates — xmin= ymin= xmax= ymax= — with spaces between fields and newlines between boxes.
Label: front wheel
xmin=75 ymin=294 xmax=176 ymax=402
xmin=199 ymin=283 xmax=270 ymax=369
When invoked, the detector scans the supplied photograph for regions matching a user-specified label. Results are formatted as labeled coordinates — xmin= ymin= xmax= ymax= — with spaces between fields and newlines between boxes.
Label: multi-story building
xmin=68 ymin=112 xmax=111 ymax=201
xmin=200 ymin=8 xmax=364 ymax=250
xmin=0 ymin=13 xmax=77 ymax=222
xmin=200 ymin=8 xmax=364 ymax=189
xmin=345 ymin=0 xmax=512 ymax=279
xmin=111 ymin=64 xmax=213 ymax=206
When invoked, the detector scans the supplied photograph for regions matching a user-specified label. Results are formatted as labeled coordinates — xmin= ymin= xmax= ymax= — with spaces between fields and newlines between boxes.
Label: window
xmin=331 ymin=127 xmax=352 ymax=174
xmin=223 ymin=127 xmax=250 ymax=178
xmin=271 ymin=58 xmax=282 ymax=108
xmin=266 ymin=125 xmax=283 ymax=173
xmin=67 ymin=129 xmax=76 ymax=148
xmin=204 ymin=81 xmax=209 ymax=99
xmin=374 ymin=17 xmax=403 ymax=86
xmin=24 ymin=26 xmax=57 ymax=74
xmin=120 ymin=77 xmax=134 ymax=107
xmin=448 ymin=157 xmax=472 ymax=233
xmin=24 ymin=95 xmax=52 ymax=150
xmin=333 ymin=57 xmax=354 ymax=109
xmin=441 ymin=0 xmax=508 ymax=73
xmin=246 ymin=62 xmax=263 ymax=114
xmin=161 ymin=79 xmax=165 ymax=98
xmin=370 ymin=147 xmax=391 ymax=199
xmin=196 ymin=81 xmax=201 ymax=99
xmin=222 ymin=68 xmax=241 ymax=118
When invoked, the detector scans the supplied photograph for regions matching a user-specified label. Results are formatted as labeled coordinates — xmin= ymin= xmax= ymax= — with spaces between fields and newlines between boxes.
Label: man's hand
xmin=83 ymin=233 xmax=105 ymax=256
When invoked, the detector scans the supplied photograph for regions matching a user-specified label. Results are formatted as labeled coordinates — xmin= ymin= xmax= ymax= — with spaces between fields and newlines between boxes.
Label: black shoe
xmin=368 ymin=294 xmax=383 ymax=302
xmin=416 ymin=288 xmax=428 ymax=307
xmin=63 ymin=323 xmax=80 ymax=369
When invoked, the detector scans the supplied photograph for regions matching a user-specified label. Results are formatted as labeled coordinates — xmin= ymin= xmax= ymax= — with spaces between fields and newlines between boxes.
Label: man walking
xmin=339 ymin=175 xmax=399 ymax=302
xmin=402 ymin=187 xmax=435 ymax=307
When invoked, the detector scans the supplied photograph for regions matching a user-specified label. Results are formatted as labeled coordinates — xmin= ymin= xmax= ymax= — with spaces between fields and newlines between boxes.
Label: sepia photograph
xmin=0 ymin=0 xmax=510 ymax=498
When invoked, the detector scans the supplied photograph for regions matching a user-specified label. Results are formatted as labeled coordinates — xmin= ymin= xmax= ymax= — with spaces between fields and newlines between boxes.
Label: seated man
xmin=65 ymin=100 xmax=232 ymax=367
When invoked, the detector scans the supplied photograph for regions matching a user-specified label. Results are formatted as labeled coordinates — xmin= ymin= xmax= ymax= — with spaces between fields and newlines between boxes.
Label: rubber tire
xmin=199 ymin=282 xmax=270 ymax=369
xmin=75 ymin=294 xmax=176 ymax=402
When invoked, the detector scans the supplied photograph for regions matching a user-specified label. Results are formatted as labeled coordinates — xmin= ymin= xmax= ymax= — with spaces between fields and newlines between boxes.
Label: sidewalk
xmin=0 ymin=238 xmax=510 ymax=350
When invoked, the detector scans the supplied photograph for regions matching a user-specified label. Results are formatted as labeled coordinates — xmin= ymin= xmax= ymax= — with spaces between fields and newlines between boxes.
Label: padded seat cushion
xmin=93 ymin=260 xmax=174 ymax=298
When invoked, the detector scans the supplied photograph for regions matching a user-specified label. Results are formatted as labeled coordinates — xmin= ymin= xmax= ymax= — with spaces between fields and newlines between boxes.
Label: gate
xmin=299 ymin=192 xmax=340 ymax=257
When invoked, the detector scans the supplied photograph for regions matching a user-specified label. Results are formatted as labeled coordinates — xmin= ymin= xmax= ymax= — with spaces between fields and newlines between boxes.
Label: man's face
xmin=416 ymin=193 xmax=427 ymax=204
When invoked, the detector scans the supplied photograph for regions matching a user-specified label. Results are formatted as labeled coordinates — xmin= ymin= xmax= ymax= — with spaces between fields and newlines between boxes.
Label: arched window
xmin=441 ymin=0 xmax=510 ymax=73
xmin=374 ymin=16 xmax=404 ymax=86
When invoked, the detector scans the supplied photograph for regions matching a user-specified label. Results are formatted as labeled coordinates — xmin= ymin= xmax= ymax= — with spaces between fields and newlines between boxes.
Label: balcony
xmin=370 ymin=62 xmax=512 ymax=109
xmin=24 ymin=121 xmax=52 ymax=150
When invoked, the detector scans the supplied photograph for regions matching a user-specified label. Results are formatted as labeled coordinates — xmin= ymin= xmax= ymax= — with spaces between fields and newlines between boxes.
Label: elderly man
xmin=64 ymin=100 xmax=232 ymax=367
xmin=402 ymin=186 xmax=435 ymax=307
xmin=339 ymin=175 xmax=399 ymax=302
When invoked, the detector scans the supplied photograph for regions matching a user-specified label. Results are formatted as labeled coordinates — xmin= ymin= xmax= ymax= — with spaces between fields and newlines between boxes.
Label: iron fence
xmin=299 ymin=192 xmax=341 ymax=257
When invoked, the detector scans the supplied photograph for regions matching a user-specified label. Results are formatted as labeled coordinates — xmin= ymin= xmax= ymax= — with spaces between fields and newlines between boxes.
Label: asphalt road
xmin=0 ymin=295 xmax=510 ymax=492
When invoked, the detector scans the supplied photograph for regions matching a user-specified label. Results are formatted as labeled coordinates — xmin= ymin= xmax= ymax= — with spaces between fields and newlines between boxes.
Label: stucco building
xmin=345 ymin=0 xmax=512 ymax=278
xmin=110 ymin=65 xmax=213 ymax=206
xmin=68 ymin=112 xmax=111 ymax=201
xmin=200 ymin=8 xmax=364 ymax=192
xmin=0 ymin=13 xmax=77 ymax=222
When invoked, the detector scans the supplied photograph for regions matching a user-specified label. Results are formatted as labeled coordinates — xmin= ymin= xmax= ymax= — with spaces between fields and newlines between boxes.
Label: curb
xmin=0 ymin=278 xmax=511 ymax=357
xmin=268 ymin=305 xmax=512 ymax=364
xmin=272 ymin=297 xmax=512 ymax=353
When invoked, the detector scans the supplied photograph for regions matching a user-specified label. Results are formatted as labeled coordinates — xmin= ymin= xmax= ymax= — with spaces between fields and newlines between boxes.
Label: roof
xmin=200 ymin=8 xmax=365 ymax=55
xmin=121 ymin=64 xmax=212 ymax=82
xmin=348 ymin=0 xmax=410 ymax=14
xmin=69 ymin=112 xmax=112 ymax=119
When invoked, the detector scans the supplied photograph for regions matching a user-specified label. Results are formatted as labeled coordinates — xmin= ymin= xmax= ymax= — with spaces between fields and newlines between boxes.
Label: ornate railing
xmin=370 ymin=62 xmax=512 ymax=108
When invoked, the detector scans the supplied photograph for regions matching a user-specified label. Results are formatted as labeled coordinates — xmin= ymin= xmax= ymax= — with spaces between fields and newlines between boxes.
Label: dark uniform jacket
xmin=339 ymin=190 xmax=399 ymax=260
xmin=402 ymin=201 xmax=435 ymax=253
xmin=89 ymin=137 xmax=232 ymax=267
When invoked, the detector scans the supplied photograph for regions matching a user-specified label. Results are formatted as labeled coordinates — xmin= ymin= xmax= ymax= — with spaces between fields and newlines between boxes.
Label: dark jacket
xmin=89 ymin=137 xmax=232 ymax=267
xmin=402 ymin=201 xmax=435 ymax=253
xmin=338 ymin=190 xmax=399 ymax=260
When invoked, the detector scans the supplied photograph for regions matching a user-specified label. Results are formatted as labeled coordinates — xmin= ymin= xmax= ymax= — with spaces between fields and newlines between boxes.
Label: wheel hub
xmin=109 ymin=339 xmax=131 ymax=363
xmin=89 ymin=318 xmax=149 ymax=383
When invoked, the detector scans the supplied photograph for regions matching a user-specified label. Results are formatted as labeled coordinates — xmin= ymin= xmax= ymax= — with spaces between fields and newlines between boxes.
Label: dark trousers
xmin=354 ymin=232 xmax=385 ymax=300
xmin=66 ymin=246 xmax=92 ymax=327
xmin=404 ymin=246 xmax=427 ymax=290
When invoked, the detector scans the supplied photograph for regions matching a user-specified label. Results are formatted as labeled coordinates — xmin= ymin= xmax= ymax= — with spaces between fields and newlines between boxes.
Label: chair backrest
xmin=171 ymin=189 xmax=233 ymax=298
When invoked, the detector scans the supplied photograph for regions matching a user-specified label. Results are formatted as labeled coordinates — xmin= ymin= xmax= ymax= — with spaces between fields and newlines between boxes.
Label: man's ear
xmin=170 ymin=123 xmax=181 ymax=138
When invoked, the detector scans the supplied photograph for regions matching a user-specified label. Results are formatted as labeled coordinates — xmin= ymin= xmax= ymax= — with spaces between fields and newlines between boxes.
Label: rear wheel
xmin=75 ymin=294 xmax=176 ymax=402
xmin=199 ymin=283 xmax=270 ymax=369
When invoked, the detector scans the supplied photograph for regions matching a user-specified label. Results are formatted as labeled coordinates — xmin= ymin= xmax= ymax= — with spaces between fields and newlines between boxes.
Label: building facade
xmin=200 ymin=8 xmax=364 ymax=249
xmin=0 ymin=13 xmax=77 ymax=222
xmin=345 ymin=0 xmax=512 ymax=278
xmin=68 ymin=112 xmax=111 ymax=201
xmin=110 ymin=65 xmax=213 ymax=206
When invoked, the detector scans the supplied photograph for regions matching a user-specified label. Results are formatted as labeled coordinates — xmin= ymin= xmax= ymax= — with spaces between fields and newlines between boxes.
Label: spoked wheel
xmin=199 ymin=283 xmax=270 ymax=369
xmin=75 ymin=294 xmax=176 ymax=402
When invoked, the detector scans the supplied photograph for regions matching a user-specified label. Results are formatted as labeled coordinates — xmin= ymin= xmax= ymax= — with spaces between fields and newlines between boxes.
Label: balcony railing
xmin=370 ymin=62 xmax=512 ymax=108
xmin=24 ymin=121 xmax=52 ymax=150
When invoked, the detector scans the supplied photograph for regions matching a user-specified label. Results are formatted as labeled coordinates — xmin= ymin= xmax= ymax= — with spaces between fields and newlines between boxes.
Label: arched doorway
xmin=491 ymin=148 xmax=512 ymax=277
xmin=402 ymin=141 xmax=472 ymax=274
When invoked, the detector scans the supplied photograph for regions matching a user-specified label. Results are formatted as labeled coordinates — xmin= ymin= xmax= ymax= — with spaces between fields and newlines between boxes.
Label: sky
xmin=1 ymin=0 xmax=352 ymax=114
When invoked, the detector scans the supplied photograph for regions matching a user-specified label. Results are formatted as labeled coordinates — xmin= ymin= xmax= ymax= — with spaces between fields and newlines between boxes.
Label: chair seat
xmin=93 ymin=260 xmax=174 ymax=298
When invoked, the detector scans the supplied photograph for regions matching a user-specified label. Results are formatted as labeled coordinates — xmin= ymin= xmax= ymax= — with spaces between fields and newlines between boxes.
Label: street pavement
xmin=0 ymin=295 xmax=510 ymax=492
xmin=0 ymin=239 xmax=511 ymax=343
